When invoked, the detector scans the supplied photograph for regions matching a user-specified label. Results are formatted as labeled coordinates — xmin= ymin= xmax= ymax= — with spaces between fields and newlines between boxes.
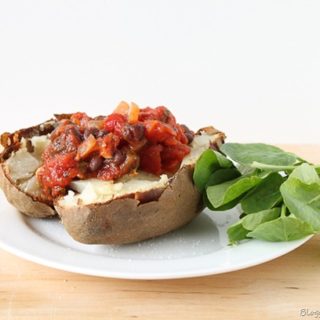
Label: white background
xmin=0 ymin=0 xmax=319 ymax=143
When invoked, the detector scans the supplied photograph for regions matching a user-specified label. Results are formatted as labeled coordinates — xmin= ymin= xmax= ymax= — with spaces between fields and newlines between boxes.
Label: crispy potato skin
xmin=55 ymin=165 xmax=203 ymax=244
xmin=0 ymin=164 xmax=56 ymax=218
xmin=0 ymin=119 xmax=59 ymax=218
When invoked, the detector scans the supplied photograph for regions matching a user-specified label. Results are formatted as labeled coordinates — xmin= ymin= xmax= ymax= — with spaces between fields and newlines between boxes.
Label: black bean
xmin=181 ymin=124 xmax=194 ymax=144
xmin=112 ymin=149 xmax=126 ymax=166
xmin=84 ymin=127 xmax=99 ymax=139
xmin=89 ymin=155 xmax=103 ymax=172
xmin=122 ymin=123 xmax=145 ymax=142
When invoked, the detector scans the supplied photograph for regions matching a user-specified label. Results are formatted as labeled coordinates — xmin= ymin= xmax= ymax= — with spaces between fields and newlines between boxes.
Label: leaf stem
xmin=251 ymin=162 xmax=320 ymax=173
xmin=251 ymin=162 xmax=296 ymax=171
xmin=281 ymin=204 xmax=287 ymax=217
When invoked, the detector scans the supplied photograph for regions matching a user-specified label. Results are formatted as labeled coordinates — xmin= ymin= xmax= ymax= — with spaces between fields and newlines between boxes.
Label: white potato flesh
xmin=5 ymin=135 xmax=49 ymax=188
xmin=61 ymin=173 xmax=170 ymax=206
xmin=6 ymin=149 xmax=40 ymax=181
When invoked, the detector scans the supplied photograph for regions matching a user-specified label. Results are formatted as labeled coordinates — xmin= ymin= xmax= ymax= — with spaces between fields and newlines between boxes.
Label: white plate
xmin=0 ymin=192 xmax=311 ymax=280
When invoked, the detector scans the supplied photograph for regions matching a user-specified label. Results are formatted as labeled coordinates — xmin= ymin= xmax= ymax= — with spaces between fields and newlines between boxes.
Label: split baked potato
xmin=0 ymin=104 xmax=225 ymax=244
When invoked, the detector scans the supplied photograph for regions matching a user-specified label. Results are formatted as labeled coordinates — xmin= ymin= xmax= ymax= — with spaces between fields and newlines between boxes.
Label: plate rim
xmin=0 ymin=203 xmax=313 ymax=280
xmin=0 ymin=235 xmax=312 ymax=280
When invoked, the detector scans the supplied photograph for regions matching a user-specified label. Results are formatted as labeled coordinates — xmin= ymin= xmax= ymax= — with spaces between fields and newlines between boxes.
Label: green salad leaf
xmin=227 ymin=222 xmax=249 ymax=244
xmin=220 ymin=143 xmax=298 ymax=169
xmin=247 ymin=216 xmax=314 ymax=242
xmin=206 ymin=175 xmax=262 ymax=208
xmin=193 ymin=149 xmax=232 ymax=192
xmin=241 ymin=172 xmax=284 ymax=214
xmin=281 ymin=178 xmax=320 ymax=231
xmin=194 ymin=142 xmax=320 ymax=244
xmin=241 ymin=208 xmax=281 ymax=230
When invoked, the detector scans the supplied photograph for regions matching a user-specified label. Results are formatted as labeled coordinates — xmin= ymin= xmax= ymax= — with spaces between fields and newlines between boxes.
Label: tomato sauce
xmin=36 ymin=103 xmax=194 ymax=199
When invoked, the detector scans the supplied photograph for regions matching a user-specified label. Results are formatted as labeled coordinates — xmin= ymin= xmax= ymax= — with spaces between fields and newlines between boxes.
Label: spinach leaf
xmin=289 ymin=163 xmax=320 ymax=184
xmin=241 ymin=172 xmax=284 ymax=213
xmin=206 ymin=175 xmax=262 ymax=208
xmin=193 ymin=149 xmax=233 ymax=192
xmin=227 ymin=221 xmax=250 ymax=244
xmin=280 ymin=177 xmax=320 ymax=231
xmin=210 ymin=196 xmax=243 ymax=211
xmin=247 ymin=216 xmax=314 ymax=241
xmin=206 ymin=168 xmax=241 ymax=187
xmin=215 ymin=151 xmax=233 ymax=168
xmin=241 ymin=208 xmax=281 ymax=230
xmin=227 ymin=208 xmax=280 ymax=243
xmin=236 ymin=164 xmax=257 ymax=175
xmin=220 ymin=143 xmax=297 ymax=167
xmin=203 ymin=168 xmax=242 ymax=210
xmin=194 ymin=142 xmax=320 ymax=244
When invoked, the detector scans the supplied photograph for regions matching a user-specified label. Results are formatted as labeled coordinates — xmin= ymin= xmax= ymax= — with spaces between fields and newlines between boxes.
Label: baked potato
xmin=0 ymin=104 xmax=225 ymax=244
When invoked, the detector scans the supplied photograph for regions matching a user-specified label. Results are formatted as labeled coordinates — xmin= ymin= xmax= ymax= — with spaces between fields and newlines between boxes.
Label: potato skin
xmin=55 ymin=165 xmax=203 ymax=244
xmin=0 ymin=164 xmax=55 ymax=218
xmin=0 ymin=119 xmax=59 ymax=218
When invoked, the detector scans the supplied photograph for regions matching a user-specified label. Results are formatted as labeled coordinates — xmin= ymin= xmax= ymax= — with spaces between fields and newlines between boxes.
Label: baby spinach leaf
xmin=206 ymin=175 xmax=262 ymax=208
xmin=227 ymin=208 xmax=280 ymax=243
xmin=194 ymin=143 xmax=320 ymax=244
xmin=206 ymin=168 xmax=241 ymax=187
xmin=227 ymin=221 xmax=250 ymax=244
xmin=216 ymin=151 xmax=233 ymax=168
xmin=210 ymin=197 xmax=243 ymax=211
xmin=280 ymin=177 xmax=320 ymax=231
xmin=289 ymin=163 xmax=320 ymax=185
xmin=247 ymin=216 xmax=314 ymax=241
xmin=220 ymin=143 xmax=297 ymax=167
xmin=204 ymin=168 xmax=242 ymax=210
xmin=193 ymin=149 xmax=233 ymax=192
xmin=236 ymin=164 xmax=257 ymax=175
xmin=202 ymin=192 xmax=215 ymax=211
xmin=241 ymin=208 xmax=281 ymax=230
xmin=241 ymin=172 xmax=284 ymax=213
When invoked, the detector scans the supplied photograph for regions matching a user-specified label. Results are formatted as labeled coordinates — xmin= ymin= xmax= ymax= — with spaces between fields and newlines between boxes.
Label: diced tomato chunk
xmin=161 ymin=143 xmax=190 ymax=173
xmin=37 ymin=153 xmax=78 ymax=196
xmin=104 ymin=113 xmax=126 ymax=136
xmin=140 ymin=144 xmax=163 ymax=176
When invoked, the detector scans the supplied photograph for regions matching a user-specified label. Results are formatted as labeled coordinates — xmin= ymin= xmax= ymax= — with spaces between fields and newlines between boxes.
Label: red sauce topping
xmin=36 ymin=103 xmax=194 ymax=199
